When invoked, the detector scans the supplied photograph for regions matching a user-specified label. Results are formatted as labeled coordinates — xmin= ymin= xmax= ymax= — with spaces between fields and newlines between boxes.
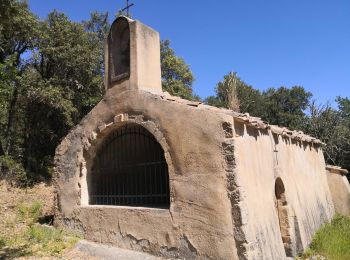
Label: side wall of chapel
xmin=232 ymin=121 xmax=334 ymax=259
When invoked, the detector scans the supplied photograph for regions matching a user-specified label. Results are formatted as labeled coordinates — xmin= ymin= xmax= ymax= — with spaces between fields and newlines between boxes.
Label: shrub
xmin=18 ymin=202 xmax=42 ymax=225
xmin=0 ymin=155 xmax=29 ymax=186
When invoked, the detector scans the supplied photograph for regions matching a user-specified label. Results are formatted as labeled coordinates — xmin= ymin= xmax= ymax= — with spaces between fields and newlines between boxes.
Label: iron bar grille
xmin=90 ymin=124 xmax=170 ymax=208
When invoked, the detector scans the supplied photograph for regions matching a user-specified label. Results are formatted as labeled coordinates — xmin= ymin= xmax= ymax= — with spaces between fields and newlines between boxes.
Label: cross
xmin=120 ymin=0 xmax=134 ymax=17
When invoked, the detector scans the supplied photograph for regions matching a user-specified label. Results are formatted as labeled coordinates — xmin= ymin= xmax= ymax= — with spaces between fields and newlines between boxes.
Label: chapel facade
xmin=54 ymin=16 xmax=337 ymax=259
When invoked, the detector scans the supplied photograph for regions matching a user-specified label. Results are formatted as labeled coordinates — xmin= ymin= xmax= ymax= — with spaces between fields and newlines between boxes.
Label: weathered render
xmin=55 ymin=16 xmax=336 ymax=260
xmin=326 ymin=165 xmax=350 ymax=216
xmin=231 ymin=118 xmax=334 ymax=259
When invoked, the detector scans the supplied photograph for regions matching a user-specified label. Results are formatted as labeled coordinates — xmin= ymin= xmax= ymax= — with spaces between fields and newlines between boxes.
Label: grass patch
xmin=18 ymin=202 xmax=42 ymax=224
xmin=26 ymin=224 xmax=79 ymax=256
xmin=0 ymin=200 xmax=80 ymax=258
xmin=299 ymin=214 xmax=350 ymax=260
xmin=0 ymin=234 xmax=5 ymax=248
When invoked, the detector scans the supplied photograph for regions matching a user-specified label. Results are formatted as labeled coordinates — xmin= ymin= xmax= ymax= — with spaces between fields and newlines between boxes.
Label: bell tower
xmin=105 ymin=16 xmax=162 ymax=93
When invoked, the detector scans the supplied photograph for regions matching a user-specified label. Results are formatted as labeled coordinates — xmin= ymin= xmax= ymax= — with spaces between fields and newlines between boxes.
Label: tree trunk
xmin=0 ymin=139 xmax=4 ymax=156
xmin=5 ymin=87 xmax=18 ymax=155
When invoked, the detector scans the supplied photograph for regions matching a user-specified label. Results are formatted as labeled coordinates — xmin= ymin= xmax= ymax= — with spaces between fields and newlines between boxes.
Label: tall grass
xmin=18 ymin=202 xmax=42 ymax=224
xmin=26 ymin=224 xmax=79 ymax=256
xmin=302 ymin=214 xmax=350 ymax=260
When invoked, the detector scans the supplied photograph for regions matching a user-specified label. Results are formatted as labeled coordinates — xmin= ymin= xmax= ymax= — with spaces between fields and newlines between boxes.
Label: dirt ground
xmin=0 ymin=180 xmax=94 ymax=259
xmin=0 ymin=181 xmax=162 ymax=259
xmin=0 ymin=181 xmax=55 ymax=241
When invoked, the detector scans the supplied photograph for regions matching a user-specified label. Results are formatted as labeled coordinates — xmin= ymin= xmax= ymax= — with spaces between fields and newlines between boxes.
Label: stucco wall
xmin=55 ymin=86 xmax=336 ymax=260
xmin=233 ymin=122 xmax=334 ymax=259
xmin=55 ymin=87 xmax=238 ymax=260
xmin=326 ymin=169 xmax=350 ymax=216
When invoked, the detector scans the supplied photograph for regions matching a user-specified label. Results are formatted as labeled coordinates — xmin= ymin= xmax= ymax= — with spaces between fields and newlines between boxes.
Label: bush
xmin=18 ymin=202 xmax=42 ymax=224
xmin=0 ymin=155 xmax=29 ymax=186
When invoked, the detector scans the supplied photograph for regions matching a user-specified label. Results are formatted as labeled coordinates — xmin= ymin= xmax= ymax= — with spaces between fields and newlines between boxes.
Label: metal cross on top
xmin=120 ymin=0 xmax=135 ymax=17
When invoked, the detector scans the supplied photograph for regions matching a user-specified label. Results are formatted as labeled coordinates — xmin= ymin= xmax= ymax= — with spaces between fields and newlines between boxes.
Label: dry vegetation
xmin=0 ymin=181 xmax=80 ymax=259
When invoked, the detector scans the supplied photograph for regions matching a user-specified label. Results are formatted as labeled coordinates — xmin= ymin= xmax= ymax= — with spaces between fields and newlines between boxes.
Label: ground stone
xmin=71 ymin=240 xmax=166 ymax=260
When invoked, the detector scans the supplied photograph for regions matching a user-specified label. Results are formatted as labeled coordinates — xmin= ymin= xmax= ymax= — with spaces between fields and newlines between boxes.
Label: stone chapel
xmin=54 ymin=16 xmax=342 ymax=259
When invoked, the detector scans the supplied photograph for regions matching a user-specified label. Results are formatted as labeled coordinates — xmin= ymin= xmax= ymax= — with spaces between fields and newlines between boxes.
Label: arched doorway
xmin=275 ymin=178 xmax=292 ymax=256
xmin=89 ymin=124 xmax=170 ymax=208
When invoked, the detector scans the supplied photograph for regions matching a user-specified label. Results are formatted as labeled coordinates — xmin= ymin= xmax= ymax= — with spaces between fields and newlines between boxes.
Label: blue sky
xmin=28 ymin=0 xmax=350 ymax=105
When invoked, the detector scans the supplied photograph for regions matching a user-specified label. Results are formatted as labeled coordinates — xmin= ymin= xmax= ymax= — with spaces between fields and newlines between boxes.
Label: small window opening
xmin=89 ymin=124 xmax=170 ymax=208
xmin=275 ymin=178 xmax=292 ymax=257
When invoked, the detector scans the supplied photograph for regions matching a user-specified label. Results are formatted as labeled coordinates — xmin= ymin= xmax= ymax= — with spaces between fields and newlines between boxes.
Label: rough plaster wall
xmin=55 ymin=88 xmax=238 ymax=260
xmin=233 ymin=122 xmax=334 ymax=260
xmin=327 ymin=172 xmax=350 ymax=216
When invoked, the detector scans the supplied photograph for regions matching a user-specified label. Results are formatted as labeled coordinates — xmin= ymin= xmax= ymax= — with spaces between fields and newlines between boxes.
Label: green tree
xmin=160 ymin=40 xmax=195 ymax=100
xmin=21 ymin=11 xmax=104 ymax=175
xmin=0 ymin=0 xmax=39 ymax=63
xmin=336 ymin=97 xmax=350 ymax=171
xmin=83 ymin=11 xmax=109 ymax=75
xmin=0 ymin=0 xmax=39 ymax=157
xmin=302 ymin=100 xmax=350 ymax=171
xmin=261 ymin=86 xmax=312 ymax=129
xmin=207 ymin=73 xmax=312 ymax=130
xmin=337 ymin=97 xmax=350 ymax=122
xmin=1 ymin=4 xmax=106 ymax=180
xmin=206 ymin=72 xmax=264 ymax=115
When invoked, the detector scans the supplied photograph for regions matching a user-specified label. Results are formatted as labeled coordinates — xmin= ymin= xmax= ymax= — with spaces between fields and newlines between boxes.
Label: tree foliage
xmin=206 ymin=72 xmax=263 ymax=114
xmin=160 ymin=40 xmax=196 ymax=100
xmin=300 ymin=99 xmax=350 ymax=171
xmin=0 ymin=0 xmax=39 ymax=64
xmin=0 ymin=2 xmax=105 ymax=181
xmin=262 ymin=86 xmax=312 ymax=129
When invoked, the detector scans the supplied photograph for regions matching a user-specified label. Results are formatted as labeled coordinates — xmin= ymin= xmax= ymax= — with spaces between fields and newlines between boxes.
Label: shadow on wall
xmin=275 ymin=177 xmax=304 ymax=257
xmin=234 ymin=122 xmax=269 ymax=140
xmin=275 ymin=177 xmax=292 ymax=257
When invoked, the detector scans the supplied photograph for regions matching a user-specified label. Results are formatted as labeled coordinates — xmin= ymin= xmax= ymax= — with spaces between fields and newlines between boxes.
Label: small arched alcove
xmin=275 ymin=177 xmax=292 ymax=257
xmin=108 ymin=16 xmax=130 ymax=83
xmin=89 ymin=123 xmax=170 ymax=209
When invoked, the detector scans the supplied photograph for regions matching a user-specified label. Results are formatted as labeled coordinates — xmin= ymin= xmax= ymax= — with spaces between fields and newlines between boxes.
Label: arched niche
xmin=88 ymin=123 xmax=170 ymax=209
xmin=108 ymin=16 xmax=130 ymax=83
xmin=275 ymin=177 xmax=292 ymax=257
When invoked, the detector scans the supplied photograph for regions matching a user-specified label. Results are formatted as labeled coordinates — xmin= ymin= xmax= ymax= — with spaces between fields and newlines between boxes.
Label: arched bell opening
xmin=275 ymin=177 xmax=292 ymax=257
xmin=88 ymin=123 xmax=170 ymax=209
xmin=108 ymin=16 xmax=130 ymax=83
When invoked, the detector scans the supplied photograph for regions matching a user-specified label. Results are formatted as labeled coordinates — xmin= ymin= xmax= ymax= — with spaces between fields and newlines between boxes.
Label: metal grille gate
xmin=90 ymin=124 xmax=170 ymax=208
